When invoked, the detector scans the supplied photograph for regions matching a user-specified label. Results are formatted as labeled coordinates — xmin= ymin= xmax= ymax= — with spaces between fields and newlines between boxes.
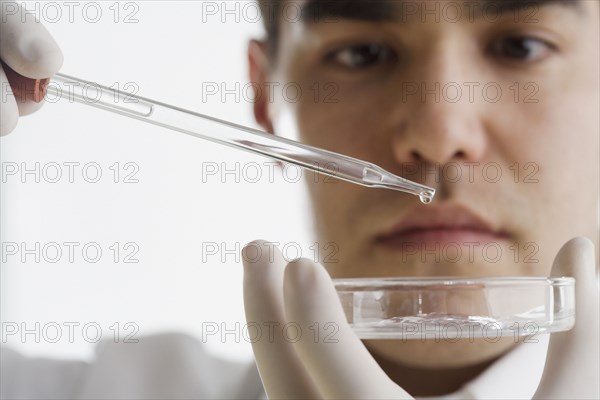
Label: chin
xmin=364 ymin=337 xmax=518 ymax=369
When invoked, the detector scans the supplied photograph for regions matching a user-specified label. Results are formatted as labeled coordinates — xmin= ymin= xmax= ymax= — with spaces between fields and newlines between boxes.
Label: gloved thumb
xmin=534 ymin=237 xmax=599 ymax=399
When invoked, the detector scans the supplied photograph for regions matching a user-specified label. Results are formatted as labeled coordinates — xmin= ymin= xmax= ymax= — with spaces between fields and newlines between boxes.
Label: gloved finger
xmin=534 ymin=237 xmax=599 ymax=399
xmin=284 ymin=258 xmax=412 ymax=400
xmin=1 ymin=60 xmax=46 ymax=115
xmin=15 ymin=95 xmax=44 ymax=115
xmin=0 ymin=62 xmax=18 ymax=135
xmin=0 ymin=1 xmax=63 ymax=78
xmin=242 ymin=240 xmax=321 ymax=399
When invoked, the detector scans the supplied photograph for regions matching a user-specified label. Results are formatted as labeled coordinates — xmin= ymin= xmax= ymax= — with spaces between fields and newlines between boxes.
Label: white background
xmin=1 ymin=0 xmax=314 ymax=363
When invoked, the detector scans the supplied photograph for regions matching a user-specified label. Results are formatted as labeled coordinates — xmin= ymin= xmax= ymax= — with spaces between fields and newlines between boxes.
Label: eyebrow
xmin=480 ymin=0 xmax=582 ymax=15
xmin=298 ymin=0 xmax=583 ymax=24
xmin=299 ymin=0 xmax=397 ymax=23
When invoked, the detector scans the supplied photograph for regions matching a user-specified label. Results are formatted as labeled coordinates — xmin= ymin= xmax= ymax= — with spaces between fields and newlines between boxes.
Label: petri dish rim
xmin=333 ymin=276 xmax=574 ymax=290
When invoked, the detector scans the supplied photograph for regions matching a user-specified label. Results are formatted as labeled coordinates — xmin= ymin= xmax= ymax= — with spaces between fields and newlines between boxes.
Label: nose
xmin=390 ymin=41 xmax=488 ymax=166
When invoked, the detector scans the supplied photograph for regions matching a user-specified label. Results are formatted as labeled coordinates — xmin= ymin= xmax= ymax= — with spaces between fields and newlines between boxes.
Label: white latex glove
xmin=241 ymin=240 xmax=412 ymax=400
xmin=533 ymin=237 xmax=599 ymax=399
xmin=0 ymin=1 xmax=63 ymax=135
xmin=242 ymin=238 xmax=599 ymax=399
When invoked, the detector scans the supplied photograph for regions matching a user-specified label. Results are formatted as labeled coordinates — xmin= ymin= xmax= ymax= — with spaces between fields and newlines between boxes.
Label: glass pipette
xmin=45 ymin=73 xmax=435 ymax=203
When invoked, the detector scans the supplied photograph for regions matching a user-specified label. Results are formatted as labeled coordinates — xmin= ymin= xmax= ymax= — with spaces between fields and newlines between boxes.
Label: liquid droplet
xmin=419 ymin=193 xmax=433 ymax=204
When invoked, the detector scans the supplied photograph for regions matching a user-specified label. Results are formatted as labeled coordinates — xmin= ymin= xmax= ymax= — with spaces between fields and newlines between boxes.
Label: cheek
xmin=288 ymin=80 xmax=393 ymax=244
xmin=492 ymin=78 xmax=599 ymax=267
xmin=293 ymin=74 xmax=397 ymax=158
xmin=530 ymin=93 xmax=598 ymax=211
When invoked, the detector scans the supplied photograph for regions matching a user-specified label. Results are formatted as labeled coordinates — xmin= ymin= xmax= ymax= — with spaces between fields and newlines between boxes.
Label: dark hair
xmin=257 ymin=0 xmax=281 ymax=58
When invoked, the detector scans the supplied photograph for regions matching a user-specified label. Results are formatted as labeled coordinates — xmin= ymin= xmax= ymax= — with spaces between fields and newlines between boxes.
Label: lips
xmin=375 ymin=203 xmax=509 ymax=247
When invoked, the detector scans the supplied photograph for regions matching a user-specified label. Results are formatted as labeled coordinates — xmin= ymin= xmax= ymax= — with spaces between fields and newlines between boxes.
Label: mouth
xmin=374 ymin=203 xmax=510 ymax=248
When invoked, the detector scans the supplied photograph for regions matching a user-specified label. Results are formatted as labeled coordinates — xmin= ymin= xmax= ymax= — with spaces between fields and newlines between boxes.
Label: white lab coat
xmin=1 ymin=332 xmax=548 ymax=399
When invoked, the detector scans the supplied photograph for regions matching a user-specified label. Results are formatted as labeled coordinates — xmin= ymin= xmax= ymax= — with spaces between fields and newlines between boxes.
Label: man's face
xmin=251 ymin=0 xmax=599 ymax=368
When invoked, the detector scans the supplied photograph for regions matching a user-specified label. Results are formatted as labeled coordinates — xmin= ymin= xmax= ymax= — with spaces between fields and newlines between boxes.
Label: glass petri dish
xmin=334 ymin=277 xmax=575 ymax=340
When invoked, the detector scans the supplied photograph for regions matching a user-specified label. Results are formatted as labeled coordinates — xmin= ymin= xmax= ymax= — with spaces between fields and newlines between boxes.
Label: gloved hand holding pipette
xmin=0 ymin=1 xmax=62 ymax=136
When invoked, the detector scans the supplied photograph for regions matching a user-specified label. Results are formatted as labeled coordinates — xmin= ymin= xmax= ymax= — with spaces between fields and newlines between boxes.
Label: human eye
xmin=325 ymin=43 xmax=398 ymax=69
xmin=489 ymin=35 xmax=557 ymax=64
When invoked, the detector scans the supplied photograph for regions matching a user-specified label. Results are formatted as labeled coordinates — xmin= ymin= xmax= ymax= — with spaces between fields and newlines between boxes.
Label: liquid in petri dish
xmin=355 ymin=313 xmax=508 ymax=339
xmin=351 ymin=311 xmax=553 ymax=339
